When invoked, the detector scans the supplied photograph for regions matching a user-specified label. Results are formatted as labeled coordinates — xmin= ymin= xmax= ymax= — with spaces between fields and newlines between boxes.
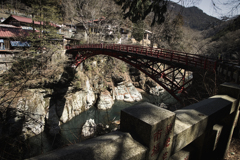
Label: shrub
xmin=75 ymin=81 xmax=82 ymax=89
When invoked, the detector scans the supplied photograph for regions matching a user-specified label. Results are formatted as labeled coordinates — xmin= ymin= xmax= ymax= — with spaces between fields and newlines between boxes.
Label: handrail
xmin=66 ymin=44 xmax=222 ymax=71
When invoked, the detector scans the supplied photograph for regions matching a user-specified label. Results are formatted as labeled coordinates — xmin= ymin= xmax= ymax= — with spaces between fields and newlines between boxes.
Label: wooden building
xmin=0 ymin=24 xmax=31 ymax=50
xmin=2 ymin=14 xmax=41 ymax=27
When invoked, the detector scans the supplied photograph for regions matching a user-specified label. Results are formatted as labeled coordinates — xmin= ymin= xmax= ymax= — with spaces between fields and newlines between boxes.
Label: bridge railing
xmin=66 ymin=44 xmax=218 ymax=71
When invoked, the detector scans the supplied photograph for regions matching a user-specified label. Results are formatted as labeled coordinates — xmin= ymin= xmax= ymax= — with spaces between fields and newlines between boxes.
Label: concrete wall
xmin=27 ymin=83 xmax=240 ymax=160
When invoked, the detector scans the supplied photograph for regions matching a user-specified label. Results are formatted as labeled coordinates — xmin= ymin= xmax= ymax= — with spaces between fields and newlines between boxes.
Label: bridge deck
xmin=66 ymin=44 xmax=218 ymax=71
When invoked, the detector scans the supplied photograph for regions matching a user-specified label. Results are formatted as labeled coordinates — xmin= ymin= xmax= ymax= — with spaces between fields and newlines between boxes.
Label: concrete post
xmin=192 ymin=124 xmax=223 ymax=160
xmin=217 ymin=83 xmax=240 ymax=158
xmin=169 ymin=146 xmax=194 ymax=160
xmin=120 ymin=102 xmax=176 ymax=160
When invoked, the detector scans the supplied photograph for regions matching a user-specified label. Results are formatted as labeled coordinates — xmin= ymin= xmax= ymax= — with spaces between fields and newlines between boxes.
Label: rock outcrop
xmin=97 ymin=90 xmax=114 ymax=110
xmin=5 ymin=77 xmax=97 ymax=139
xmin=14 ymin=89 xmax=50 ymax=139
xmin=47 ymin=77 xmax=96 ymax=135
xmin=114 ymin=82 xmax=142 ymax=102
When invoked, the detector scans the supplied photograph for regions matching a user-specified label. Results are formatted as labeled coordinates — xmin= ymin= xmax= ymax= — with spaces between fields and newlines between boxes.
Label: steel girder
xmin=68 ymin=49 xmax=192 ymax=102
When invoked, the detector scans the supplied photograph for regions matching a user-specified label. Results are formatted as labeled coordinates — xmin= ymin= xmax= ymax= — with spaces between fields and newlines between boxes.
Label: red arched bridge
xmin=66 ymin=44 xmax=220 ymax=101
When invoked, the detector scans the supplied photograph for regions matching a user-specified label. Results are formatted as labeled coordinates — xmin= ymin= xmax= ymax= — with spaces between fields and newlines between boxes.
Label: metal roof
xmin=3 ymin=15 xmax=59 ymax=28
xmin=0 ymin=27 xmax=32 ymax=38
xmin=11 ymin=15 xmax=41 ymax=25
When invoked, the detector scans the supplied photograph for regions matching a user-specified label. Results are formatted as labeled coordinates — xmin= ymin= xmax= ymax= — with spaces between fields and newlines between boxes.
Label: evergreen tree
xmin=26 ymin=0 xmax=62 ymax=52
xmin=114 ymin=0 xmax=169 ymax=26
xmin=150 ymin=13 xmax=184 ymax=50
xmin=132 ymin=20 xmax=144 ymax=42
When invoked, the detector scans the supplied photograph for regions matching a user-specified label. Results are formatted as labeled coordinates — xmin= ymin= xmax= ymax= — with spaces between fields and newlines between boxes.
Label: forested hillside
xmin=2 ymin=0 xmax=239 ymax=60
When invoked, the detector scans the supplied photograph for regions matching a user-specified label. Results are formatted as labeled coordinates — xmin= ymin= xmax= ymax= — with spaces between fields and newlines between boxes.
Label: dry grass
xmin=0 ymin=12 xmax=10 ymax=18
xmin=226 ymin=138 xmax=240 ymax=160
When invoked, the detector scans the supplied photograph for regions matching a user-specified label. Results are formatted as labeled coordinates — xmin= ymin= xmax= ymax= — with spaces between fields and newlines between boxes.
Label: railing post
xmin=185 ymin=54 xmax=188 ymax=65
xmin=214 ymin=60 xmax=218 ymax=72
xmin=194 ymin=58 xmax=197 ymax=67
xmin=204 ymin=58 xmax=207 ymax=69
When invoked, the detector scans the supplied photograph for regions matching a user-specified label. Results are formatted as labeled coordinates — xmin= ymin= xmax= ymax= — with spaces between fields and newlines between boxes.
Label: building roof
xmin=9 ymin=15 xmax=41 ymax=25
xmin=3 ymin=15 xmax=60 ymax=28
xmin=0 ymin=27 xmax=33 ymax=38
xmin=145 ymin=30 xmax=152 ymax=34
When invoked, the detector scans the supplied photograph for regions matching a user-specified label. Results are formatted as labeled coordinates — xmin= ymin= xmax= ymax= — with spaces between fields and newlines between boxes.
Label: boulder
xmin=160 ymin=103 xmax=168 ymax=109
xmin=82 ymin=119 xmax=96 ymax=137
xmin=124 ymin=94 xmax=134 ymax=102
xmin=149 ymin=85 xmax=163 ymax=96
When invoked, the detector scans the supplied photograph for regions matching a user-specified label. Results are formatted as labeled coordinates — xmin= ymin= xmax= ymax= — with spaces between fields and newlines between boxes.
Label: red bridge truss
xmin=66 ymin=44 xmax=219 ymax=101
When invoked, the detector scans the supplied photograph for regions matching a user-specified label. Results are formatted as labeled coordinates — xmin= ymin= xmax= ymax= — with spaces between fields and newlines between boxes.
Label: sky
xmin=171 ymin=0 xmax=239 ymax=19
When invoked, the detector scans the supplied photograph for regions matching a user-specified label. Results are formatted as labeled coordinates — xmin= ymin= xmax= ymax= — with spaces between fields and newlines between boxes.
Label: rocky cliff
xmin=1 ymin=50 xmax=177 ymax=140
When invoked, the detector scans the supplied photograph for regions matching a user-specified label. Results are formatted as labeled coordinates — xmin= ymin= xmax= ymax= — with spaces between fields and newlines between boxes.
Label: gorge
xmin=0 ymin=49 xmax=180 ymax=158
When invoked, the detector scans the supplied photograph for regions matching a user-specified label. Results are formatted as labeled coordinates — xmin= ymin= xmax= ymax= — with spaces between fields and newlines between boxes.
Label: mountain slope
xmin=169 ymin=2 xmax=222 ymax=31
